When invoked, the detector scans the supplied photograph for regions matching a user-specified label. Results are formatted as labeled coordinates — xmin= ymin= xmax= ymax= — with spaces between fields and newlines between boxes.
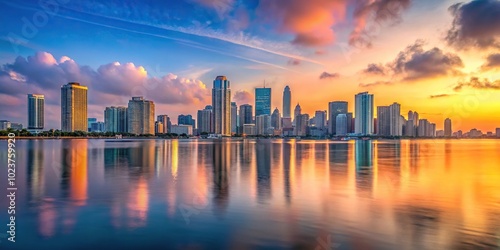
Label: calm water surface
xmin=0 ymin=139 xmax=499 ymax=250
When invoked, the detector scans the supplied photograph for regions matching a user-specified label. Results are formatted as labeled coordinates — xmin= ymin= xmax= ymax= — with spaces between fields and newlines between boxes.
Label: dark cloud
xmin=350 ymin=0 xmax=412 ymax=47
xmin=429 ymin=94 xmax=452 ymax=99
xmin=319 ymin=71 xmax=340 ymax=80
xmin=360 ymin=40 xmax=464 ymax=84
xmin=232 ymin=90 xmax=253 ymax=105
xmin=480 ymin=53 xmax=500 ymax=71
xmin=453 ymin=77 xmax=500 ymax=91
xmin=287 ymin=59 xmax=301 ymax=66
xmin=363 ymin=63 xmax=387 ymax=75
xmin=446 ymin=0 xmax=500 ymax=49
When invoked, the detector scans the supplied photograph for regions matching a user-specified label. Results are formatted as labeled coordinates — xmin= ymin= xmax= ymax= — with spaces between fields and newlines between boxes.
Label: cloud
xmin=0 ymin=51 xmax=210 ymax=129
xmin=361 ymin=40 xmax=464 ymax=84
xmin=319 ymin=72 xmax=340 ymax=80
xmin=446 ymin=0 xmax=500 ymax=49
xmin=429 ymin=94 xmax=453 ymax=99
xmin=363 ymin=63 xmax=387 ymax=75
xmin=453 ymin=77 xmax=500 ymax=91
xmin=189 ymin=0 xmax=236 ymax=19
xmin=232 ymin=90 xmax=253 ymax=105
xmin=350 ymin=0 xmax=412 ymax=47
xmin=359 ymin=80 xmax=392 ymax=87
xmin=480 ymin=53 xmax=500 ymax=71
xmin=287 ymin=59 xmax=301 ymax=66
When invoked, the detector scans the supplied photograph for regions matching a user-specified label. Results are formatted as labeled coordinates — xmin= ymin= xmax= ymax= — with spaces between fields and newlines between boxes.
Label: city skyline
xmin=1 ymin=0 xmax=500 ymax=132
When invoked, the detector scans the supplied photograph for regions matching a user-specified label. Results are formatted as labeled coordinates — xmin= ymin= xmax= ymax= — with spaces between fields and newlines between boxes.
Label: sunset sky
xmin=1 ymin=0 xmax=500 ymax=131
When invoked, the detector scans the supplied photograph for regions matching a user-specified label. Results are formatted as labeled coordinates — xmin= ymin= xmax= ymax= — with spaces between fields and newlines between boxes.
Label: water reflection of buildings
xmin=282 ymin=143 xmax=292 ymax=204
xmin=256 ymin=141 xmax=272 ymax=203
xmin=61 ymin=140 xmax=88 ymax=206
xmin=355 ymin=141 xmax=373 ymax=197
xmin=212 ymin=142 xmax=230 ymax=216
xmin=103 ymin=141 xmax=155 ymax=229
xmin=27 ymin=140 xmax=44 ymax=201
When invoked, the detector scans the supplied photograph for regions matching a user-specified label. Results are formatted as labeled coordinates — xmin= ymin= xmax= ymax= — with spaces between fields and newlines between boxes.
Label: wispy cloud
xmin=429 ymin=94 xmax=453 ymax=99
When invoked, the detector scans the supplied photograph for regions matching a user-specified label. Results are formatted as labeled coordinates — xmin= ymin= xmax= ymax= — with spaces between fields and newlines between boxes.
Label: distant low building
xmin=0 ymin=120 xmax=11 ymax=130
xmin=90 ymin=122 xmax=105 ymax=132
xmin=10 ymin=123 xmax=23 ymax=130
xmin=243 ymin=124 xmax=255 ymax=136
xmin=496 ymin=128 xmax=500 ymax=138
xmin=171 ymin=124 xmax=193 ymax=135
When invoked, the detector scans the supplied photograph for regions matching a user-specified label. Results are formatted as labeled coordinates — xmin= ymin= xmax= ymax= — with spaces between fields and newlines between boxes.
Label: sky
xmin=1 ymin=0 xmax=500 ymax=132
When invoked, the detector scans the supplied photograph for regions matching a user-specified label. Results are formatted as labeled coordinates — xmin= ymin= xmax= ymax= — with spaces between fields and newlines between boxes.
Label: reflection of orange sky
xmin=38 ymin=200 xmax=57 ymax=237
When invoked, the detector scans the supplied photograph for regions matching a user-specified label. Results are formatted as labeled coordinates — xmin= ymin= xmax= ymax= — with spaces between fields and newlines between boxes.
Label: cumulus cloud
xmin=360 ymin=40 xmax=464 ymax=85
xmin=319 ymin=71 xmax=340 ymax=80
xmin=232 ymin=90 xmax=253 ymax=105
xmin=453 ymin=77 xmax=500 ymax=91
xmin=480 ymin=53 xmax=500 ymax=71
xmin=0 ymin=51 xmax=210 ymax=128
xmin=446 ymin=0 xmax=500 ymax=49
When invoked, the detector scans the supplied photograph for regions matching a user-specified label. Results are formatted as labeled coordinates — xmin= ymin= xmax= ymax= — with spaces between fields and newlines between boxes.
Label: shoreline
xmin=1 ymin=136 xmax=498 ymax=140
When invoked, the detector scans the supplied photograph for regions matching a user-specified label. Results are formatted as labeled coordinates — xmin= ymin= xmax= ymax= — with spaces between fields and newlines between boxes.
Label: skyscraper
xmin=61 ymin=82 xmax=88 ymax=132
xmin=255 ymin=87 xmax=271 ymax=116
xmin=377 ymin=106 xmax=390 ymax=136
xmin=197 ymin=108 xmax=213 ymax=134
xmin=389 ymin=102 xmax=402 ymax=136
xmin=314 ymin=110 xmax=327 ymax=130
xmin=444 ymin=118 xmax=452 ymax=137
xmin=212 ymin=76 xmax=231 ymax=136
xmin=178 ymin=114 xmax=195 ymax=129
xmin=231 ymin=102 xmax=238 ymax=134
xmin=295 ymin=114 xmax=309 ymax=136
xmin=283 ymin=86 xmax=291 ymax=118
xmin=157 ymin=115 xmax=171 ymax=134
xmin=336 ymin=114 xmax=348 ymax=136
xmin=293 ymin=103 xmax=301 ymax=126
xmin=127 ymin=96 xmax=155 ymax=135
xmin=271 ymin=107 xmax=281 ymax=130
xmin=354 ymin=92 xmax=374 ymax=135
xmin=328 ymin=101 xmax=348 ymax=135
xmin=239 ymin=104 xmax=253 ymax=134
xmin=27 ymin=94 xmax=44 ymax=130
xmin=104 ymin=106 xmax=128 ymax=133
xmin=256 ymin=115 xmax=271 ymax=135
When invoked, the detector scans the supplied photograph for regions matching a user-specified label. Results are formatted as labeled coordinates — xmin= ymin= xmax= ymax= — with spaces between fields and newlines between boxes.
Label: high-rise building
xmin=255 ymin=87 xmax=271 ymax=116
xmin=293 ymin=103 xmax=302 ymax=126
xmin=178 ymin=114 xmax=195 ymax=129
xmin=418 ymin=119 xmax=429 ymax=137
xmin=155 ymin=121 xmax=164 ymax=134
xmin=347 ymin=112 xmax=354 ymax=134
xmin=271 ymin=108 xmax=281 ymax=130
xmin=231 ymin=102 xmax=238 ymax=134
xmin=377 ymin=106 xmax=390 ymax=136
xmin=314 ymin=110 xmax=327 ymax=130
xmin=27 ymin=94 xmax=44 ymax=130
xmin=61 ymin=82 xmax=88 ymax=132
xmin=295 ymin=114 xmax=309 ymax=136
xmin=444 ymin=118 xmax=452 ymax=137
xmin=336 ymin=114 xmax=348 ymax=136
xmin=212 ymin=76 xmax=231 ymax=136
xmin=354 ymin=92 xmax=374 ymax=135
xmin=256 ymin=115 xmax=271 ymax=135
xmin=328 ymin=101 xmax=348 ymax=135
xmin=239 ymin=104 xmax=253 ymax=133
xmin=157 ymin=115 xmax=171 ymax=134
xmin=389 ymin=103 xmax=402 ymax=136
xmin=127 ymin=96 xmax=155 ymax=135
xmin=197 ymin=108 xmax=213 ymax=134
xmin=87 ymin=118 xmax=97 ymax=131
xmin=104 ymin=106 xmax=128 ymax=133
xmin=283 ymin=86 xmax=291 ymax=118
